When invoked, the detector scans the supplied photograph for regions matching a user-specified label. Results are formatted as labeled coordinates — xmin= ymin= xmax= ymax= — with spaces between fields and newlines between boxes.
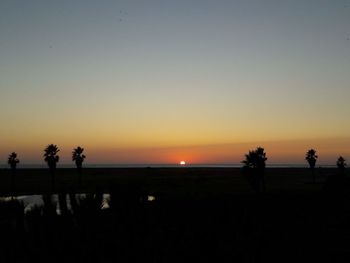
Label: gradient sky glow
xmin=1 ymin=0 xmax=350 ymax=165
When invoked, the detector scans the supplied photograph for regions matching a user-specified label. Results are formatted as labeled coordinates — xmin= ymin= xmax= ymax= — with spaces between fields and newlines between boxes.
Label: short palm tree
xmin=44 ymin=144 xmax=60 ymax=190
xmin=305 ymin=149 xmax=318 ymax=183
xmin=8 ymin=152 xmax=19 ymax=193
xmin=8 ymin=152 xmax=19 ymax=171
xmin=72 ymin=146 xmax=86 ymax=185
xmin=242 ymin=146 xmax=268 ymax=192
xmin=336 ymin=156 xmax=346 ymax=174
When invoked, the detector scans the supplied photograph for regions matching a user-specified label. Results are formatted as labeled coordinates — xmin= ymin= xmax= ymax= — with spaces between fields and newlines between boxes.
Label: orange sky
xmin=2 ymin=137 xmax=349 ymax=165
xmin=1 ymin=2 xmax=350 ymax=166
xmin=76 ymin=137 xmax=350 ymax=165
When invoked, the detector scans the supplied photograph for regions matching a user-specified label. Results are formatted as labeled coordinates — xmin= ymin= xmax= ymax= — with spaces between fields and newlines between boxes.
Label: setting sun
xmin=180 ymin=161 xmax=186 ymax=165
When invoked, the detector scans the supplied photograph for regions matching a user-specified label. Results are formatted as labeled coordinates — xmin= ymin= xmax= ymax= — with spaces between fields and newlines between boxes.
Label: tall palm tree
xmin=242 ymin=146 xmax=268 ymax=192
xmin=44 ymin=144 xmax=60 ymax=190
xmin=72 ymin=146 xmax=86 ymax=185
xmin=305 ymin=149 xmax=318 ymax=183
xmin=8 ymin=152 xmax=19 ymax=193
xmin=336 ymin=156 xmax=346 ymax=175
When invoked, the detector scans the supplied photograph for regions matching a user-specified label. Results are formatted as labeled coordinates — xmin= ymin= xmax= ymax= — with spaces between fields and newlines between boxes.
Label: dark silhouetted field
xmin=0 ymin=167 xmax=345 ymax=195
xmin=0 ymin=168 xmax=349 ymax=262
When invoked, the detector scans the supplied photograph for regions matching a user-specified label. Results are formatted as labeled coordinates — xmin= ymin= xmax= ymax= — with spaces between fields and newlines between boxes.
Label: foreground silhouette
xmin=242 ymin=147 xmax=268 ymax=193
xmin=44 ymin=144 xmax=60 ymax=191
xmin=305 ymin=149 xmax=318 ymax=183
xmin=1 ymin=187 xmax=350 ymax=262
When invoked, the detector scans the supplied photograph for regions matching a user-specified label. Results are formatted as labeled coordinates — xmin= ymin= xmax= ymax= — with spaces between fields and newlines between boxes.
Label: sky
xmin=1 ymin=0 xmax=350 ymax=165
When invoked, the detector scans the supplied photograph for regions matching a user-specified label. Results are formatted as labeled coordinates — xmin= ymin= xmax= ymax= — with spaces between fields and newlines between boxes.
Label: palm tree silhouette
xmin=8 ymin=152 xmax=19 ymax=171
xmin=336 ymin=156 xmax=346 ymax=175
xmin=44 ymin=144 xmax=60 ymax=191
xmin=72 ymin=146 xmax=86 ymax=185
xmin=8 ymin=152 xmax=19 ymax=193
xmin=242 ymin=146 xmax=268 ymax=192
xmin=305 ymin=149 xmax=318 ymax=183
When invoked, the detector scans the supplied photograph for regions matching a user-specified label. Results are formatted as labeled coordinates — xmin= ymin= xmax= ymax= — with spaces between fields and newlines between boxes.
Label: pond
xmin=0 ymin=193 xmax=156 ymax=215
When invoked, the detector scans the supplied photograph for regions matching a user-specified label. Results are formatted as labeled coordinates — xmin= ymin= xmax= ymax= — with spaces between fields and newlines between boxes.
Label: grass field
xmin=0 ymin=167 xmax=345 ymax=196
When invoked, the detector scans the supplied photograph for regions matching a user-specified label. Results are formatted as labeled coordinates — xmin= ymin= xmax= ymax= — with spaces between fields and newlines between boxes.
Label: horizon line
xmin=0 ymin=163 xmax=338 ymax=168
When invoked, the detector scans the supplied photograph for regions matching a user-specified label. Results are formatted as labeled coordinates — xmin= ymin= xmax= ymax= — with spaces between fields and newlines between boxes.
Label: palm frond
xmin=242 ymin=147 xmax=267 ymax=169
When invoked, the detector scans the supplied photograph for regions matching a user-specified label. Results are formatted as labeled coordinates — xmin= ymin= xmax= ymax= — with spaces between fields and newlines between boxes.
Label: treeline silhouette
xmin=4 ymin=145 xmax=347 ymax=194
xmin=6 ymin=144 xmax=86 ymax=193
xmin=241 ymin=147 xmax=347 ymax=193
xmin=0 ymin=147 xmax=349 ymax=262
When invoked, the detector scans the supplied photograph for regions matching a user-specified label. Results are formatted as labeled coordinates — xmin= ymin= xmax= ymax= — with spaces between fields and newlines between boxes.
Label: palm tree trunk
xmin=51 ymin=171 xmax=55 ymax=192
xmin=10 ymin=170 xmax=15 ymax=195
xmin=43 ymin=194 xmax=55 ymax=216
xmin=78 ymin=169 xmax=82 ymax=187
xmin=262 ymin=174 xmax=266 ymax=192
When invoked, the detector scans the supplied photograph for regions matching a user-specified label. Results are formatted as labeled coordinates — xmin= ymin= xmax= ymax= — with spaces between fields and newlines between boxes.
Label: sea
xmin=0 ymin=163 xmax=337 ymax=169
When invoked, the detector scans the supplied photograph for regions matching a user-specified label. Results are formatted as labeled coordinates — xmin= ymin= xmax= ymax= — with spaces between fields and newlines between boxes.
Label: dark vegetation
xmin=0 ymin=170 xmax=349 ymax=262
xmin=0 ymin=167 xmax=345 ymax=196
xmin=0 ymin=146 xmax=349 ymax=262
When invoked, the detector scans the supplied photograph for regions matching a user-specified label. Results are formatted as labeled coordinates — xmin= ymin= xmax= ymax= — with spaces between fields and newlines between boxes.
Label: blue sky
xmin=1 ymin=0 xmax=350 ymax=164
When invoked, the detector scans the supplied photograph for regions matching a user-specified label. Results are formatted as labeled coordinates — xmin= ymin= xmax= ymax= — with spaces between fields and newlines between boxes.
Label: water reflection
xmin=0 ymin=193 xmax=156 ymax=215
xmin=147 ymin=195 xmax=156 ymax=202
xmin=101 ymin=194 xmax=110 ymax=209
xmin=18 ymin=195 xmax=44 ymax=214
xmin=0 ymin=191 xmax=161 ymax=262
xmin=0 ymin=193 xmax=113 ymax=215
